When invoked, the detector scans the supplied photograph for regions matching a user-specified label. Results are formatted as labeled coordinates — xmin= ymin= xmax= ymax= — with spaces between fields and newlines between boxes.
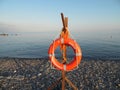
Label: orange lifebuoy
xmin=48 ymin=37 xmax=82 ymax=71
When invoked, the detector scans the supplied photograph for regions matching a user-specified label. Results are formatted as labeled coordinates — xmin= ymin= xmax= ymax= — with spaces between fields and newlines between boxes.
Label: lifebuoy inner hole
xmin=54 ymin=44 xmax=75 ymax=64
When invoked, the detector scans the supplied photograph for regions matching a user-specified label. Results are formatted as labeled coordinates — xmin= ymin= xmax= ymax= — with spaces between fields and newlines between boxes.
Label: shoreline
xmin=0 ymin=56 xmax=120 ymax=61
xmin=0 ymin=58 xmax=120 ymax=90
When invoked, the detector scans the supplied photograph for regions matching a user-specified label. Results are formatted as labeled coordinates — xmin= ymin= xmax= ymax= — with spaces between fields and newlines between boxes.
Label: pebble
xmin=118 ymin=84 xmax=120 ymax=87
xmin=14 ymin=70 xmax=16 ymax=73
xmin=15 ymin=75 xmax=24 ymax=80
xmin=0 ymin=76 xmax=4 ymax=79
xmin=6 ymin=76 xmax=11 ymax=79
xmin=38 ymin=73 xmax=42 ymax=77
xmin=31 ymin=76 xmax=36 ymax=79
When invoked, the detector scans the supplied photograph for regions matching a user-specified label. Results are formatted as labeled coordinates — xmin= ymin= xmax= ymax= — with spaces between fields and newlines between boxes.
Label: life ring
xmin=48 ymin=37 xmax=82 ymax=71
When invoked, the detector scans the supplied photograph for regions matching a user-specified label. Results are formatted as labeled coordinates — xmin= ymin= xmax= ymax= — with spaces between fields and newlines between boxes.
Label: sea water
xmin=0 ymin=30 xmax=120 ymax=60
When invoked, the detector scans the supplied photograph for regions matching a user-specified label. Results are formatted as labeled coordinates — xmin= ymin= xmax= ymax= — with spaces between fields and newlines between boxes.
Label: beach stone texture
xmin=0 ymin=58 xmax=120 ymax=90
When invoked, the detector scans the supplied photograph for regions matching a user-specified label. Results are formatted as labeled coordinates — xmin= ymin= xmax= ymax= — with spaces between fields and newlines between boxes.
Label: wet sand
xmin=0 ymin=58 xmax=120 ymax=90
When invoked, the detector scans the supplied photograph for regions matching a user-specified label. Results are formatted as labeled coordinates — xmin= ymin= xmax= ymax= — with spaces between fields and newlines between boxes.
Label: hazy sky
xmin=0 ymin=0 xmax=120 ymax=32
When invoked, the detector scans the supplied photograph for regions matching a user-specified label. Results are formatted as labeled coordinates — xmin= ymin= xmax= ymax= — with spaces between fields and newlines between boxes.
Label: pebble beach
xmin=0 ymin=58 xmax=120 ymax=90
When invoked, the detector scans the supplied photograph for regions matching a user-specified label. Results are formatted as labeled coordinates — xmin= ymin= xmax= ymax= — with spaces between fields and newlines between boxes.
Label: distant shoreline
xmin=0 ymin=33 xmax=18 ymax=36
xmin=0 ymin=33 xmax=8 ymax=36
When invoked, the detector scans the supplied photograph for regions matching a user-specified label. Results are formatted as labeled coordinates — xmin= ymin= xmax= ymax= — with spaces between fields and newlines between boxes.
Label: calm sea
xmin=0 ymin=30 xmax=120 ymax=60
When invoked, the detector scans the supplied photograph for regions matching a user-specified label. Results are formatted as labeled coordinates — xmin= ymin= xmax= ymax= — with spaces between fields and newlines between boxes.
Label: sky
xmin=0 ymin=0 xmax=120 ymax=33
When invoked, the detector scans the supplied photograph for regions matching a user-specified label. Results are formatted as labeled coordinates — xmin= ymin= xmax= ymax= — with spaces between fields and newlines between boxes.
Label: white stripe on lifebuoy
xmin=49 ymin=54 xmax=55 ymax=57
xmin=76 ymin=53 xmax=82 ymax=56
xmin=63 ymin=65 xmax=66 ymax=71
xmin=61 ymin=38 xmax=64 ymax=44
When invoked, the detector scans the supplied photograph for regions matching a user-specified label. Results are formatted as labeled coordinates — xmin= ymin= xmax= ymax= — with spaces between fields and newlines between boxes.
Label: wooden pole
xmin=62 ymin=70 xmax=65 ymax=90
xmin=61 ymin=13 xmax=67 ymax=90
xmin=48 ymin=78 xmax=62 ymax=90
xmin=65 ymin=77 xmax=78 ymax=90
xmin=61 ymin=13 xmax=66 ymax=28
xmin=65 ymin=17 xmax=68 ymax=27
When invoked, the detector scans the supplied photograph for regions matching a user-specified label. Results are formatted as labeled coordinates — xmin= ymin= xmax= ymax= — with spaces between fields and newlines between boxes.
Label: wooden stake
xmin=65 ymin=77 xmax=78 ymax=90
xmin=65 ymin=17 xmax=68 ymax=27
xmin=62 ymin=70 xmax=65 ymax=90
xmin=48 ymin=78 xmax=62 ymax=90
xmin=61 ymin=13 xmax=66 ymax=28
